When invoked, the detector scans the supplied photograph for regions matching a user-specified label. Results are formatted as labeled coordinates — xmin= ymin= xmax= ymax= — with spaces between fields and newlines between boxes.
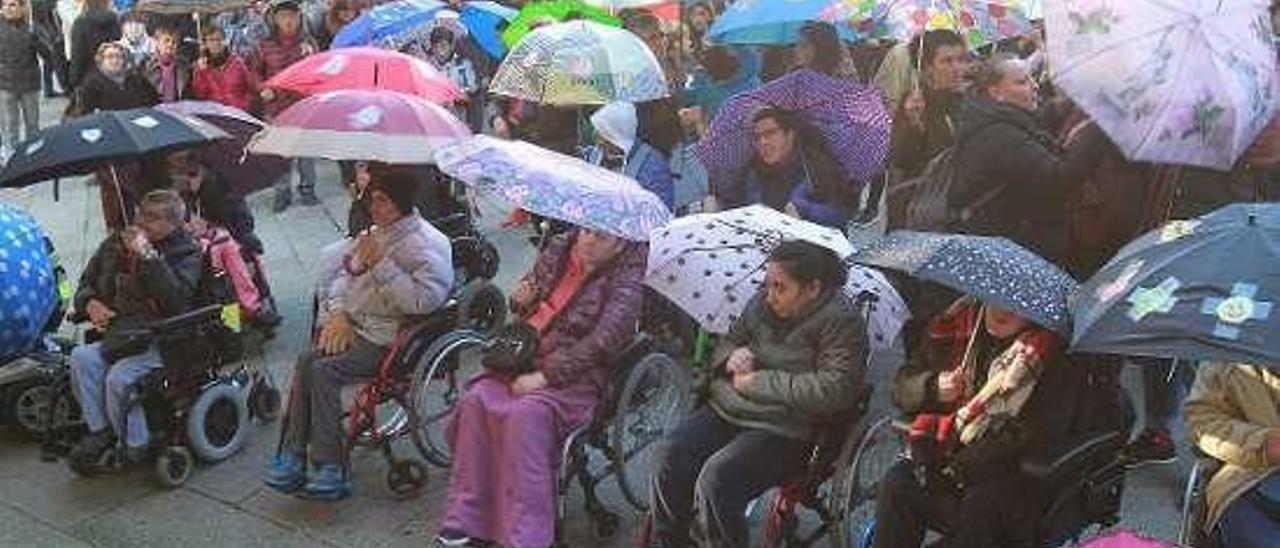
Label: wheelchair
xmin=1178 ymin=452 xmax=1223 ymax=548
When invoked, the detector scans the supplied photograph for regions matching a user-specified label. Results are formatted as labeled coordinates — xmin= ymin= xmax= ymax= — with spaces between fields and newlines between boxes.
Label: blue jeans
xmin=68 ymin=342 xmax=162 ymax=448
xmin=1218 ymin=473 xmax=1280 ymax=548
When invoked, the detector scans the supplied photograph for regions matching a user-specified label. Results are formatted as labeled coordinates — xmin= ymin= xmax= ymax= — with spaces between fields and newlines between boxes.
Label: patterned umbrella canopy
xmin=1072 ymin=203 xmax=1280 ymax=366
xmin=852 ymin=231 xmax=1078 ymax=334
xmin=490 ymin=20 xmax=669 ymax=105
xmin=436 ymin=135 xmax=671 ymax=241
xmin=822 ymin=0 xmax=1034 ymax=49
xmin=1046 ymin=0 xmax=1277 ymax=171
xmin=264 ymin=47 xmax=463 ymax=103
xmin=0 ymin=203 xmax=57 ymax=363
xmin=500 ymin=0 xmax=622 ymax=48
xmin=697 ymin=69 xmax=890 ymax=200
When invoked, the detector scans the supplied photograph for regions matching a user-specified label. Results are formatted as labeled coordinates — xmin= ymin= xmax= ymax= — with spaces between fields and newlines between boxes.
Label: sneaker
xmin=298 ymin=191 xmax=320 ymax=207
xmin=262 ymin=452 xmax=307 ymax=493
xmin=68 ymin=429 xmax=116 ymax=464
xmin=434 ymin=529 xmax=473 ymax=547
xmin=1126 ymin=428 xmax=1177 ymax=465
xmin=272 ymin=189 xmax=293 ymax=213
xmin=298 ymin=463 xmax=351 ymax=501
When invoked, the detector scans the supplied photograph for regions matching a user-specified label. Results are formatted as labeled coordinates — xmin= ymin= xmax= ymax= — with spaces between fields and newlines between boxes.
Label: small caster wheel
xmin=156 ymin=446 xmax=194 ymax=488
xmin=591 ymin=511 xmax=620 ymax=540
xmin=385 ymin=459 xmax=427 ymax=499
xmin=249 ymin=382 xmax=281 ymax=422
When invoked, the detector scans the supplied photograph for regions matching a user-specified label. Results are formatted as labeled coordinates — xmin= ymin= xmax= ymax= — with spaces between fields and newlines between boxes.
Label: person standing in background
xmin=30 ymin=0 xmax=68 ymax=97
xmin=0 ymin=0 xmax=50 ymax=160
xmin=67 ymin=0 xmax=117 ymax=88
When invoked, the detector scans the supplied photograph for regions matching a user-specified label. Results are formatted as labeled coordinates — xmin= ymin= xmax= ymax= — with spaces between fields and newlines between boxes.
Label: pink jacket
xmin=192 ymin=55 xmax=257 ymax=112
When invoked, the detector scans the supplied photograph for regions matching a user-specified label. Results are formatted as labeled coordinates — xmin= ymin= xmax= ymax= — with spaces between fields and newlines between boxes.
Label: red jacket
xmin=192 ymin=55 xmax=257 ymax=111
xmin=245 ymin=35 xmax=311 ymax=119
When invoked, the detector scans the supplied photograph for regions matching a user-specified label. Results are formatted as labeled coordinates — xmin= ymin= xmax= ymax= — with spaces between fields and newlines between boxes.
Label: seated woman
xmin=261 ymin=169 xmax=454 ymax=501
xmin=435 ymin=227 xmax=646 ymax=548
xmin=1184 ymin=362 xmax=1280 ymax=548
xmin=874 ymin=297 xmax=1089 ymax=548
xmin=650 ymin=241 xmax=868 ymax=547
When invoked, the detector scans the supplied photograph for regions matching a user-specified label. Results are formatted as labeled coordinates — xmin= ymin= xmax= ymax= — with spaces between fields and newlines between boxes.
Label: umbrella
xmin=330 ymin=0 xmax=445 ymax=49
xmin=1072 ymin=203 xmax=1280 ymax=366
xmin=1079 ymin=530 xmax=1177 ymax=547
xmin=0 ymin=108 xmax=229 ymax=188
xmin=644 ymin=204 xmax=855 ymax=333
xmin=248 ymin=89 xmax=471 ymax=164
xmin=263 ymin=47 xmax=463 ymax=104
xmin=490 ymin=20 xmax=669 ymax=105
xmin=133 ymin=0 xmax=247 ymax=14
xmin=435 ymin=135 xmax=671 ymax=241
xmin=697 ymin=69 xmax=891 ymax=199
xmin=460 ymin=1 xmax=519 ymax=59
xmin=156 ymin=101 xmax=291 ymax=198
xmin=851 ymin=231 xmax=1077 ymax=334
xmin=1045 ymin=0 xmax=1278 ymax=171
xmin=500 ymin=0 xmax=622 ymax=48
xmin=0 ymin=203 xmax=57 ymax=363
xmin=708 ymin=0 xmax=860 ymax=45
xmin=822 ymin=0 xmax=1034 ymax=49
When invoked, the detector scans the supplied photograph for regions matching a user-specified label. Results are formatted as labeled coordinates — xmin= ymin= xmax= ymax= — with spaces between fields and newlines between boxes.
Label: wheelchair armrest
xmin=1020 ymin=431 xmax=1124 ymax=484
xmin=152 ymin=304 xmax=226 ymax=334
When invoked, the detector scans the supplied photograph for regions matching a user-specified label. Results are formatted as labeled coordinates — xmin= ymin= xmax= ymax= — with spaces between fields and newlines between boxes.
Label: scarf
xmin=157 ymin=55 xmax=178 ymax=102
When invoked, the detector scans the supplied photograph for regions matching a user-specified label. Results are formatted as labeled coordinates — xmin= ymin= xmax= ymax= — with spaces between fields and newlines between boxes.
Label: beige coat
xmin=1183 ymin=362 xmax=1280 ymax=532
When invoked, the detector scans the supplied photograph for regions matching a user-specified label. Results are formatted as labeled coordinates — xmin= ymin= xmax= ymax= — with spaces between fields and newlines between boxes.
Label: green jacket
xmin=707 ymin=290 xmax=868 ymax=441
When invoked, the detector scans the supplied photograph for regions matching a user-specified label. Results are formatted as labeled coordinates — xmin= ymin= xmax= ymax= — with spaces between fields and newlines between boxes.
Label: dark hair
xmin=797 ymin=21 xmax=842 ymax=75
xmin=759 ymin=45 xmax=792 ymax=83
xmin=430 ymin=26 xmax=455 ymax=47
xmin=702 ymin=45 xmax=739 ymax=81
xmin=153 ymin=23 xmax=181 ymax=38
xmin=768 ymin=240 xmax=847 ymax=290
xmin=909 ymin=29 xmax=966 ymax=70
xmin=366 ymin=164 xmax=419 ymax=216
xmin=752 ymin=106 xmax=799 ymax=133
xmin=636 ymin=98 xmax=681 ymax=156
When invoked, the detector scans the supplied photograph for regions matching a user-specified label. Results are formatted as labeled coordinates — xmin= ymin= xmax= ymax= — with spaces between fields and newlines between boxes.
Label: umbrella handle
xmin=109 ymin=164 xmax=129 ymax=228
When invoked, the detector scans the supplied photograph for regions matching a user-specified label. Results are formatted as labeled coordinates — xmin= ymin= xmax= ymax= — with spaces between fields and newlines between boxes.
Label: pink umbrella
xmin=263 ymin=47 xmax=464 ymax=104
xmin=1079 ymin=530 xmax=1178 ymax=548
xmin=247 ymin=89 xmax=471 ymax=164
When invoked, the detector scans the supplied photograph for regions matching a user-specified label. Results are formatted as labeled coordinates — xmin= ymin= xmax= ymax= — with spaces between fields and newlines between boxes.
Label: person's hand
xmin=187 ymin=214 xmax=209 ymax=236
xmin=731 ymin=371 xmax=756 ymax=393
xmin=348 ymin=234 xmax=384 ymax=274
xmin=260 ymin=87 xmax=275 ymax=102
xmin=1265 ymin=429 xmax=1280 ymax=465
xmin=316 ymin=311 xmax=355 ymax=355
xmin=123 ymin=227 xmax=154 ymax=258
xmin=195 ymin=56 xmax=209 ymax=71
xmin=903 ymin=88 xmax=926 ymax=130
xmin=936 ymin=370 xmax=966 ymax=404
xmin=725 ymin=347 xmax=756 ymax=376
xmin=512 ymin=279 xmax=537 ymax=311
xmin=86 ymin=298 xmax=115 ymax=329
xmin=511 ymin=371 xmax=548 ymax=395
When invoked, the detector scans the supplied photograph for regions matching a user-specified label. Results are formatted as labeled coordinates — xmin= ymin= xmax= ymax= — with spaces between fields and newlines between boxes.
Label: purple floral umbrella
xmin=695 ymin=69 xmax=891 ymax=202
xmin=157 ymin=101 xmax=290 ymax=198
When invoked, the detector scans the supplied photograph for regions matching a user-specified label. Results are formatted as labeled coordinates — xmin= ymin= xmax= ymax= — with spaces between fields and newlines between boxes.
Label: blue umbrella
xmin=331 ymin=0 xmax=445 ymax=49
xmin=460 ymin=1 xmax=518 ymax=60
xmin=0 ymin=202 xmax=57 ymax=363
xmin=1072 ymin=203 xmax=1280 ymax=366
xmin=852 ymin=231 xmax=1078 ymax=334
xmin=707 ymin=0 xmax=859 ymax=45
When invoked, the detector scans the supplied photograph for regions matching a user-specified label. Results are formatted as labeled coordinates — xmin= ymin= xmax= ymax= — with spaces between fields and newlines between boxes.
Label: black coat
xmin=73 ymin=229 xmax=203 ymax=324
xmin=0 ymin=18 xmax=50 ymax=93
xmin=68 ymin=8 xmax=120 ymax=88
xmin=950 ymin=95 xmax=1108 ymax=263
xmin=75 ymin=68 xmax=159 ymax=113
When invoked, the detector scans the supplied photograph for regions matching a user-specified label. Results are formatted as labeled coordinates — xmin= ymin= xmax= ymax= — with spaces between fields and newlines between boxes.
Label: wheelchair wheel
xmin=610 ymin=352 xmax=692 ymax=511
xmin=156 ymin=446 xmax=195 ymax=488
xmin=832 ymin=416 xmax=903 ymax=548
xmin=1179 ymin=460 xmax=1213 ymax=548
xmin=9 ymin=380 xmax=68 ymax=438
xmin=408 ymin=329 xmax=487 ymax=467
xmin=186 ymin=382 xmax=249 ymax=463
xmin=454 ymin=280 xmax=507 ymax=335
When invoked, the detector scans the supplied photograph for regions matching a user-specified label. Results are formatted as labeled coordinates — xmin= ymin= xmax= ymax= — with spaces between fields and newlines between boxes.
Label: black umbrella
xmin=1072 ymin=203 xmax=1280 ymax=366
xmin=0 ymin=108 xmax=229 ymax=188
xmin=851 ymin=231 xmax=1078 ymax=334
xmin=157 ymin=101 xmax=291 ymax=198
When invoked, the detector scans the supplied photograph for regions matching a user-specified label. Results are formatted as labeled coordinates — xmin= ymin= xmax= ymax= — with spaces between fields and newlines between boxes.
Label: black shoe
xmin=68 ymin=429 xmax=116 ymax=464
xmin=1126 ymin=427 xmax=1177 ymax=465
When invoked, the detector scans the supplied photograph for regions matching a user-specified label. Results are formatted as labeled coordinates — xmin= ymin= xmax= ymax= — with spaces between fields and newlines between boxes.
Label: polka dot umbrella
xmin=0 ymin=202 xmax=57 ymax=363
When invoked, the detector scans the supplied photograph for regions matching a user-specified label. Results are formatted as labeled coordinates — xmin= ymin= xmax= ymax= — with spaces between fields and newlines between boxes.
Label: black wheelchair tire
xmin=186 ymin=382 xmax=249 ymax=463
xmin=8 ymin=380 xmax=54 ymax=437
xmin=156 ymin=446 xmax=195 ymax=488
xmin=408 ymin=329 xmax=488 ymax=467
xmin=610 ymin=352 xmax=692 ymax=512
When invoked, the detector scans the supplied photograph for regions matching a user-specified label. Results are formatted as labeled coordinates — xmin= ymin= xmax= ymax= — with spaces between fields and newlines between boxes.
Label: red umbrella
xmin=247 ymin=89 xmax=471 ymax=164
xmin=263 ymin=47 xmax=464 ymax=104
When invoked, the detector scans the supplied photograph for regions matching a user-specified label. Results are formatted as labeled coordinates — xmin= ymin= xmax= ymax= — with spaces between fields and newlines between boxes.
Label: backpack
xmin=900 ymin=147 xmax=1009 ymax=232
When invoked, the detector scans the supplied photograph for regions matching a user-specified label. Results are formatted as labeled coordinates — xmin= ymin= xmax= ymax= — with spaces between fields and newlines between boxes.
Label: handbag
xmin=481 ymin=322 xmax=540 ymax=376
xmin=99 ymin=315 xmax=152 ymax=363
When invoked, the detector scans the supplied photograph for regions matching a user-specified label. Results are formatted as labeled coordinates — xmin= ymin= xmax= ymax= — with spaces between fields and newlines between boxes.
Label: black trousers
xmin=649 ymin=407 xmax=809 ymax=548
xmin=874 ymin=460 xmax=1044 ymax=548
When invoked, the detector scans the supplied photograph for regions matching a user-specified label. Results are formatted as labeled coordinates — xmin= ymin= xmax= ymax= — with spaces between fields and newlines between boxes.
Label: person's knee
xmin=104 ymin=366 xmax=142 ymax=400
xmin=70 ymin=344 xmax=101 ymax=375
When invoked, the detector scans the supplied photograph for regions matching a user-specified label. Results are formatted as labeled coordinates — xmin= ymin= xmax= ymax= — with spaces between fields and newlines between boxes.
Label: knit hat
xmin=590 ymin=101 xmax=638 ymax=152
xmin=367 ymin=166 xmax=418 ymax=216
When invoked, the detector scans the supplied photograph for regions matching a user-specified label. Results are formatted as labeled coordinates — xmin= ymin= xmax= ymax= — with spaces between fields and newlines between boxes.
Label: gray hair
xmin=139 ymin=189 xmax=187 ymax=226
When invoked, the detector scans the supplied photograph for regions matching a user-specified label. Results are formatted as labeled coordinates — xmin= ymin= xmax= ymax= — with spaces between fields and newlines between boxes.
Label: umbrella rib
xmin=1052 ymin=16 xmax=1192 ymax=78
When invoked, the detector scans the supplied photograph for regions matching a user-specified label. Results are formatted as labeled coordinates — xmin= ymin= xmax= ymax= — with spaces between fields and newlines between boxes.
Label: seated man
xmin=436 ymin=226 xmax=646 ymax=548
xmin=874 ymin=297 xmax=1090 ymax=548
xmin=67 ymin=190 xmax=203 ymax=465
xmin=1184 ymin=362 xmax=1280 ymax=548
xmin=650 ymin=240 xmax=868 ymax=547
xmin=262 ymin=168 xmax=454 ymax=501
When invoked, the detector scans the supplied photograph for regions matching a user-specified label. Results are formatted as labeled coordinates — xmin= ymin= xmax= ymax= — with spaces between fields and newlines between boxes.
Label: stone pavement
xmin=0 ymin=96 xmax=1187 ymax=547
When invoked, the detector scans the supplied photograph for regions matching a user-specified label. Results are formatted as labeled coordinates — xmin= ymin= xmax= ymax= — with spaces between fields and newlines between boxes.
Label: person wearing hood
xmin=590 ymin=101 xmax=676 ymax=210
xmin=949 ymin=55 xmax=1108 ymax=265
xmin=67 ymin=0 xmax=117 ymax=88
xmin=192 ymin=22 xmax=258 ymax=111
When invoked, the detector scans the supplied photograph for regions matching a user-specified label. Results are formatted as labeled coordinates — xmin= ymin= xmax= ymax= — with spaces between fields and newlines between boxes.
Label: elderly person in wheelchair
xmin=435 ymin=226 xmax=646 ymax=548
xmin=67 ymin=190 xmax=203 ymax=466
xmin=1184 ymin=362 xmax=1280 ymax=548
xmin=649 ymin=240 xmax=868 ymax=548
xmin=261 ymin=169 xmax=454 ymax=501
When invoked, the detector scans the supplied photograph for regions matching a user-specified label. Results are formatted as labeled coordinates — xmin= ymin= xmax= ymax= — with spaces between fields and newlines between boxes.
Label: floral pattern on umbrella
xmin=435 ymin=136 xmax=670 ymax=241
xmin=822 ymin=0 xmax=1033 ymax=49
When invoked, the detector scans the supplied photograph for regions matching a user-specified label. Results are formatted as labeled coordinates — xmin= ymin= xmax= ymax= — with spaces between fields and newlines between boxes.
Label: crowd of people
xmin=4 ymin=0 xmax=1280 ymax=547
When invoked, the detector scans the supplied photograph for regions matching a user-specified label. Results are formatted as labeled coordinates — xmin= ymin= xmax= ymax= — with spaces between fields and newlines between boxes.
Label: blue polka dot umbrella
xmin=0 ymin=202 xmax=57 ymax=363
xmin=1072 ymin=203 xmax=1280 ymax=366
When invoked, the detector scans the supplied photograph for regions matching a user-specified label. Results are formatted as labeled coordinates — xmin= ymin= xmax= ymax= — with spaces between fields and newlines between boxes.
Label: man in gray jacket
xmin=263 ymin=167 xmax=454 ymax=501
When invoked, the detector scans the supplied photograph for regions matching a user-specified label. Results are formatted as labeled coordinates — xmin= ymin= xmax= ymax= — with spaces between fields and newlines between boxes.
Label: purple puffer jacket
xmin=519 ymin=231 xmax=647 ymax=389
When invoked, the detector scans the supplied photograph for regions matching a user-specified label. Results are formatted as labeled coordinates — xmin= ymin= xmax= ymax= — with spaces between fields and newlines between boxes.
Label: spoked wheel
xmin=349 ymin=393 xmax=415 ymax=449
xmin=409 ymin=330 xmax=487 ymax=467
xmin=11 ymin=380 xmax=78 ymax=438
xmin=610 ymin=353 xmax=692 ymax=511
xmin=832 ymin=417 xmax=904 ymax=548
